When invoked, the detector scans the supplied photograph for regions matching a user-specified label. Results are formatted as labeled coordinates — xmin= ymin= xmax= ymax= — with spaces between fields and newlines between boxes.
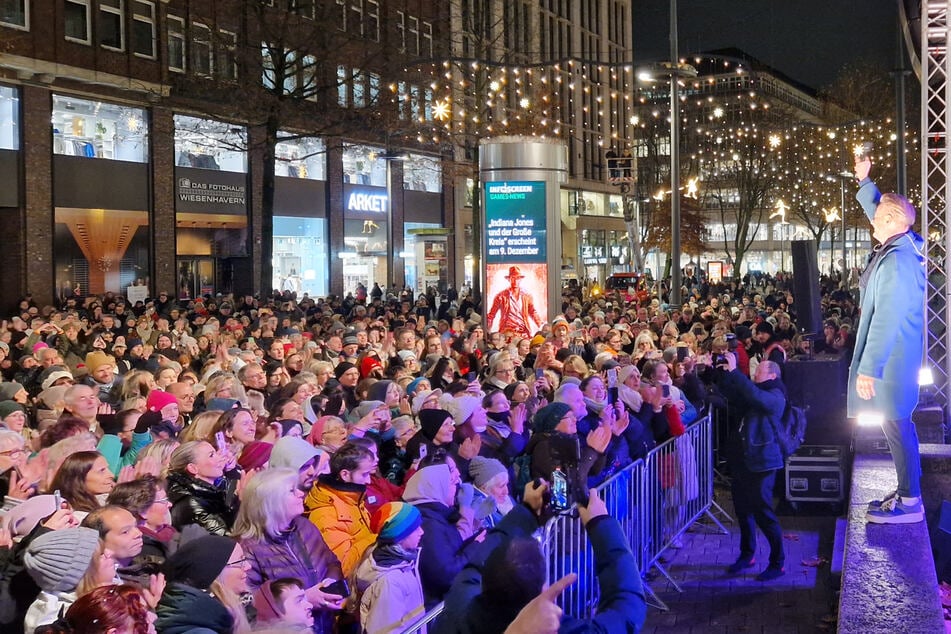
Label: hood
xmin=304 ymin=474 xmax=365 ymax=510
xmin=270 ymin=436 xmax=321 ymax=472
xmin=403 ymin=464 xmax=454 ymax=507
xmin=354 ymin=545 xmax=417 ymax=595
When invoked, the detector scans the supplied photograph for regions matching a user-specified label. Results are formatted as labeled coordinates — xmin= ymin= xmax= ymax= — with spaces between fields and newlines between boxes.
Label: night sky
xmin=633 ymin=1 xmax=902 ymax=92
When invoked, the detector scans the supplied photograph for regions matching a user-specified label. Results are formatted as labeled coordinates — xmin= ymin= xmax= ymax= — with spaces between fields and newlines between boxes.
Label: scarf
xmin=583 ymin=396 xmax=606 ymax=415
xmin=486 ymin=410 xmax=512 ymax=439
xmin=373 ymin=542 xmax=419 ymax=567
xmin=618 ymin=383 xmax=643 ymax=412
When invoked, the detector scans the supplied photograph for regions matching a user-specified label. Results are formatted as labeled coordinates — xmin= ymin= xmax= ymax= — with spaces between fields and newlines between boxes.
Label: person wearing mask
xmin=233 ymin=469 xmax=345 ymax=633
xmin=716 ymin=356 xmax=786 ymax=581
xmin=304 ymin=442 xmax=377 ymax=577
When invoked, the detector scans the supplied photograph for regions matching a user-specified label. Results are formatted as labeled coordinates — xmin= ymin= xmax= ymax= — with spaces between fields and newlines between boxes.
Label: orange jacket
xmin=305 ymin=476 xmax=377 ymax=577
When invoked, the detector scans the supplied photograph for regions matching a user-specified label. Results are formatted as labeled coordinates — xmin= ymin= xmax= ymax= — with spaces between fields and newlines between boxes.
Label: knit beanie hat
xmin=532 ymin=402 xmax=572 ymax=434
xmin=418 ymin=409 xmax=452 ymax=441
xmin=0 ymin=400 xmax=25 ymax=420
xmin=360 ymin=356 xmax=383 ymax=379
xmin=334 ymin=362 xmax=357 ymax=380
xmin=238 ymin=441 xmax=274 ymax=471
xmin=163 ymin=534 xmax=236 ymax=590
xmin=5 ymin=494 xmax=58 ymax=537
xmin=411 ymin=389 xmax=442 ymax=416
xmin=278 ymin=419 xmax=303 ymax=437
xmin=503 ymin=383 xmax=523 ymax=402
xmin=469 ymin=456 xmax=507 ymax=489
xmin=41 ymin=370 xmax=75 ymax=391
xmin=447 ymin=395 xmax=481 ymax=426
xmin=349 ymin=400 xmax=385 ymax=424
xmin=146 ymin=389 xmax=178 ymax=413
xmin=371 ymin=501 xmax=423 ymax=544
xmin=0 ymin=382 xmax=24 ymax=402
xmin=24 ymin=527 xmax=101 ymax=593
xmin=367 ymin=380 xmax=393 ymax=403
xmin=84 ymin=351 xmax=114 ymax=373
xmin=406 ymin=377 xmax=428 ymax=398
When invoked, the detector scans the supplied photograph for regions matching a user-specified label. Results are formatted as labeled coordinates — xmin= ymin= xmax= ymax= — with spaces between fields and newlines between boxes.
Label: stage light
xmin=855 ymin=412 xmax=884 ymax=427
xmin=919 ymin=367 xmax=934 ymax=386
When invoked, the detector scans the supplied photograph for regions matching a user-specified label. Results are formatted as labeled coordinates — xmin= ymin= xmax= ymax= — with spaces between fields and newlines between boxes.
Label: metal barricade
xmin=538 ymin=413 xmax=721 ymax=616
xmin=397 ymin=602 xmax=443 ymax=634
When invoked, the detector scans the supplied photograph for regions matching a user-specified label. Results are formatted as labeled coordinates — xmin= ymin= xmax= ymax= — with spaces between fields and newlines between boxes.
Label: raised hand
xmin=504 ymin=573 xmax=577 ymax=634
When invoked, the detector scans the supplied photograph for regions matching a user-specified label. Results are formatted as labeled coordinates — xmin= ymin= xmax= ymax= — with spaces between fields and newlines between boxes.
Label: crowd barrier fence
xmin=400 ymin=412 xmax=724 ymax=631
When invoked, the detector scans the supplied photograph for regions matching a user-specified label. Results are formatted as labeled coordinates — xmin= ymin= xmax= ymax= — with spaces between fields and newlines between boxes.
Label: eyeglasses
xmin=225 ymin=557 xmax=248 ymax=567
xmin=0 ymin=448 xmax=25 ymax=457
xmin=152 ymin=497 xmax=170 ymax=505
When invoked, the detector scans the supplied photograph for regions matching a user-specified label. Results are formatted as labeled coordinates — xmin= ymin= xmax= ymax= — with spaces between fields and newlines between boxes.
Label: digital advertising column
xmin=480 ymin=137 xmax=568 ymax=338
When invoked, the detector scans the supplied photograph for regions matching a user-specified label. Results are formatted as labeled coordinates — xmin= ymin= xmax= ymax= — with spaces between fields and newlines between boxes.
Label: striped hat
xmin=371 ymin=502 xmax=422 ymax=544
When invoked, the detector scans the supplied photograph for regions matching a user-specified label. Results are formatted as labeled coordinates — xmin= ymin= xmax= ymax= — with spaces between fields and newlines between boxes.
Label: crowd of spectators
xmin=0 ymin=272 xmax=853 ymax=633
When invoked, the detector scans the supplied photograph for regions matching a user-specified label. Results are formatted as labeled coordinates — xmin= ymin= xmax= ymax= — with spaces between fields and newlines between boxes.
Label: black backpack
xmin=775 ymin=403 xmax=808 ymax=459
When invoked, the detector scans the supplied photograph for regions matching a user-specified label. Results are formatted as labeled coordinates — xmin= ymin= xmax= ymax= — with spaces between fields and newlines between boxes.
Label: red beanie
xmin=238 ymin=441 xmax=273 ymax=472
xmin=146 ymin=390 xmax=178 ymax=413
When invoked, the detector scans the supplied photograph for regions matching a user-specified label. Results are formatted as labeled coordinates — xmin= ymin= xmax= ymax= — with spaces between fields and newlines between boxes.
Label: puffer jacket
xmin=155 ymin=582 xmax=233 ymax=634
xmin=242 ymin=516 xmax=341 ymax=634
xmin=716 ymin=370 xmax=786 ymax=473
xmin=304 ymin=475 xmax=376 ymax=577
xmin=166 ymin=471 xmax=236 ymax=536
xmin=354 ymin=545 xmax=426 ymax=634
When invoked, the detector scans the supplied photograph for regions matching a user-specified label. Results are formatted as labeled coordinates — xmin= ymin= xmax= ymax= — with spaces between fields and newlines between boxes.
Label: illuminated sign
xmin=347 ymin=192 xmax=388 ymax=213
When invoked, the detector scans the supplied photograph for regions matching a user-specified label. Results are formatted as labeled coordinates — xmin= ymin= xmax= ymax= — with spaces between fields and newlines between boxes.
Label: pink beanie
xmin=146 ymin=390 xmax=178 ymax=412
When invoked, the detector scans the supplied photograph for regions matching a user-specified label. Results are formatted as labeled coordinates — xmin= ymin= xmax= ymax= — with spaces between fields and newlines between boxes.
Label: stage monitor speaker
xmin=791 ymin=240 xmax=822 ymax=336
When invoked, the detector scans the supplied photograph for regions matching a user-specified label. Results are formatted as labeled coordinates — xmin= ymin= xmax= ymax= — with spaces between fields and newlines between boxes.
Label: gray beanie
xmin=469 ymin=456 xmax=507 ymax=489
xmin=24 ymin=527 xmax=100 ymax=593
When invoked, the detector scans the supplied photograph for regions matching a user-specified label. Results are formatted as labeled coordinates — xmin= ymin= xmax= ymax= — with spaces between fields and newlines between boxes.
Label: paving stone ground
xmin=639 ymin=486 xmax=840 ymax=634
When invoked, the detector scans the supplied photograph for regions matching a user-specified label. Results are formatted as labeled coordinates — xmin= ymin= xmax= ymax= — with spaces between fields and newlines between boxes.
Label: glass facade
xmin=273 ymin=216 xmax=329 ymax=298
xmin=342 ymin=143 xmax=386 ymax=185
xmin=52 ymin=94 xmax=148 ymax=162
xmin=403 ymin=153 xmax=441 ymax=192
xmin=0 ymin=85 xmax=18 ymax=150
xmin=275 ymin=134 xmax=326 ymax=180
xmin=404 ymin=222 xmax=441 ymax=293
xmin=174 ymin=114 xmax=247 ymax=172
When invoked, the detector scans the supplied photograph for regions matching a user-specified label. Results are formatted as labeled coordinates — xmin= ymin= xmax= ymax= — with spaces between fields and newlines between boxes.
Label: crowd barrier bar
xmin=400 ymin=413 xmax=724 ymax=630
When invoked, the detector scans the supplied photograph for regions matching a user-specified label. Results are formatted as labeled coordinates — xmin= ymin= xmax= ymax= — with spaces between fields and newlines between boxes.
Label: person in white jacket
xmin=22 ymin=527 xmax=115 ymax=632
xmin=354 ymin=502 xmax=426 ymax=634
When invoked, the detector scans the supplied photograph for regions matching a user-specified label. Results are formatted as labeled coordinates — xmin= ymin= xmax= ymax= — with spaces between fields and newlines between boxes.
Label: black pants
xmin=730 ymin=463 xmax=784 ymax=567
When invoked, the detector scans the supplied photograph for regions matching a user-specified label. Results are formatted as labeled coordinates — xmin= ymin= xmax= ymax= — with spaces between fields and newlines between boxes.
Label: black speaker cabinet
xmin=791 ymin=240 xmax=822 ymax=336
xmin=785 ymin=355 xmax=849 ymax=446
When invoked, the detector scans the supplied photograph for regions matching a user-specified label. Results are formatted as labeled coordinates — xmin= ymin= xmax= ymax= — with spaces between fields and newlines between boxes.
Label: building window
xmin=290 ymin=0 xmax=314 ymax=20
xmin=217 ymin=30 xmax=237 ymax=81
xmin=64 ymin=0 xmax=90 ymax=44
xmin=408 ymin=16 xmax=419 ymax=55
xmin=337 ymin=65 xmax=348 ymax=106
xmin=301 ymin=54 xmax=317 ymax=101
xmin=52 ymin=94 xmax=149 ymax=162
xmin=0 ymin=0 xmax=29 ymax=30
xmin=0 ymin=85 xmax=20 ymax=150
xmin=404 ymin=153 xmax=441 ymax=192
xmin=422 ymin=21 xmax=433 ymax=57
xmin=366 ymin=0 xmax=379 ymax=41
xmin=167 ymin=15 xmax=185 ymax=72
xmin=131 ymin=0 xmax=155 ymax=58
xmin=396 ymin=11 xmax=405 ymax=51
xmin=275 ymin=134 xmax=326 ymax=180
xmin=174 ymin=114 xmax=247 ymax=173
xmin=342 ymin=143 xmax=386 ymax=186
xmin=348 ymin=0 xmax=362 ymax=36
xmin=191 ymin=22 xmax=212 ymax=76
xmin=99 ymin=0 xmax=123 ymax=50
xmin=335 ymin=0 xmax=345 ymax=31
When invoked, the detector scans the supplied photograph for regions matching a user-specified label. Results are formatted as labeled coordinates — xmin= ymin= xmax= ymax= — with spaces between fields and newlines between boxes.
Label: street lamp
xmin=829 ymin=170 xmax=853 ymax=281
xmin=381 ymin=151 xmax=407 ymax=291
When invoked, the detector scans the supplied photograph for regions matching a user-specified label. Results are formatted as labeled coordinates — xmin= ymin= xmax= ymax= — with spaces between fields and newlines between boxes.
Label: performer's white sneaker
xmin=866 ymin=495 xmax=924 ymax=524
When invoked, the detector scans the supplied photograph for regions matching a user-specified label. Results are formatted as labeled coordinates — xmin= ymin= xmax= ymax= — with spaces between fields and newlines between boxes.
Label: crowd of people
xmin=0 ymin=258 xmax=858 ymax=634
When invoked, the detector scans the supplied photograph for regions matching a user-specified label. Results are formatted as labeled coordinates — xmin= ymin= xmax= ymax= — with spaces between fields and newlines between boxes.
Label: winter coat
xmin=155 ymin=582 xmax=233 ymax=634
xmin=847 ymin=177 xmax=926 ymax=420
xmin=524 ymin=431 xmax=605 ymax=488
xmin=434 ymin=505 xmax=647 ymax=634
xmin=23 ymin=589 xmax=76 ymax=633
xmin=716 ymin=371 xmax=786 ymax=473
xmin=242 ymin=516 xmax=341 ymax=634
xmin=166 ymin=471 xmax=236 ymax=536
xmin=354 ymin=547 xmax=426 ymax=634
xmin=304 ymin=475 xmax=376 ymax=577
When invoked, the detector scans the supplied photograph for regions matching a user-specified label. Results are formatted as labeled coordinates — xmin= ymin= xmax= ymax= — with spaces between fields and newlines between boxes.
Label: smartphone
xmin=606 ymin=368 xmax=618 ymax=405
xmin=677 ymin=346 xmax=688 ymax=362
xmin=322 ymin=579 xmax=350 ymax=597
xmin=535 ymin=368 xmax=545 ymax=380
xmin=550 ymin=469 xmax=570 ymax=512
xmin=214 ymin=431 xmax=227 ymax=452
xmin=53 ymin=489 xmax=62 ymax=510
xmin=662 ymin=384 xmax=671 ymax=398
xmin=465 ymin=371 xmax=477 ymax=382
xmin=418 ymin=443 xmax=428 ymax=461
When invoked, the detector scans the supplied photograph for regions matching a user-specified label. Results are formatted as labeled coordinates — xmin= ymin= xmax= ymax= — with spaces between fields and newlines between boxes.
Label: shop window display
xmin=403 ymin=153 xmax=441 ymax=192
xmin=342 ymin=143 xmax=386 ymax=186
xmin=52 ymin=95 xmax=148 ymax=162
xmin=174 ymin=114 xmax=247 ymax=172
xmin=273 ymin=216 xmax=329 ymax=297
xmin=275 ymin=135 xmax=326 ymax=180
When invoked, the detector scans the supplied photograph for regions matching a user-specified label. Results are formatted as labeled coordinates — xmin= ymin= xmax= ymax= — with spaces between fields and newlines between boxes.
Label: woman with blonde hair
xmin=232 ymin=469 xmax=344 ymax=632
xmin=119 ymin=370 xmax=156 ymax=403
xmin=178 ymin=410 xmax=223 ymax=444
